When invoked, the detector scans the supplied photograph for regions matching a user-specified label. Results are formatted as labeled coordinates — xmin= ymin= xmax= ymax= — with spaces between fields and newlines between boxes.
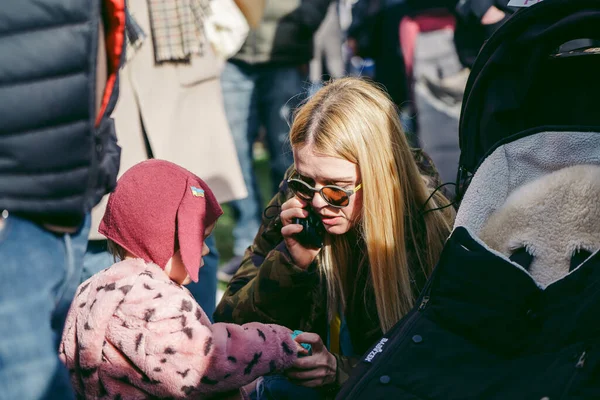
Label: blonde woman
xmin=215 ymin=77 xmax=455 ymax=396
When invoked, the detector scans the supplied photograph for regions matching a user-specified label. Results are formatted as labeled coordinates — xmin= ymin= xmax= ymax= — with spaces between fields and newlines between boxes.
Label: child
xmin=59 ymin=160 xmax=301 ymax=399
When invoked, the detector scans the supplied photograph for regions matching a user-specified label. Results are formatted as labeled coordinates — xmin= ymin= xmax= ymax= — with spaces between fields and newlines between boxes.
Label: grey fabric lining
xmin=455 ymin=131 xmax=600 ymax=235
xmin=451 ymin=131 xmax=600 ymax=288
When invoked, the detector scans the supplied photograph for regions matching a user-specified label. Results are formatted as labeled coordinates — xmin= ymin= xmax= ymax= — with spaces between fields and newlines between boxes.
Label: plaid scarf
xmin=146 ymin=0 xmax=211 ymax=63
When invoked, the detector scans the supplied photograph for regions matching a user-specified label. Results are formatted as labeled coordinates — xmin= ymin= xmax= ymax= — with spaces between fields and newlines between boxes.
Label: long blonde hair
xmin=290 ymin=78 xmax=454 ymax=332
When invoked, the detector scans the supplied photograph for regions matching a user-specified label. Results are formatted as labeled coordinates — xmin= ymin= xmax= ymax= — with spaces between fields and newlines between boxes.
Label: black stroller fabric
xmin=337 ymin=1 xmax=600 ymax=399
xmin=457 ymin=0 xmax=600 ymax=177
xmin=337 ymin=227 xmax=600 ymax=400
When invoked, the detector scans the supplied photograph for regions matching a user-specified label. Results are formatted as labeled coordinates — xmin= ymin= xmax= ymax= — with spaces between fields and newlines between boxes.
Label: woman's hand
xmin=480 ymin=6 xmax=506 ymax=25
xmin=285 ymin=333 xmax=337 ymax=388
xmin=280 ymin=197 xmax=321 ymax=269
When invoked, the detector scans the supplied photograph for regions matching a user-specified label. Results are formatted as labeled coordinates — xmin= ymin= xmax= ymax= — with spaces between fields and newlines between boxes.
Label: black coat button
xmin=379 ymin=375 xmax=391 ymax=385
xmin=526 ymin=309 xmax=538 ymax=320
xmin=412 ymin=335 xmax=423 ymax=344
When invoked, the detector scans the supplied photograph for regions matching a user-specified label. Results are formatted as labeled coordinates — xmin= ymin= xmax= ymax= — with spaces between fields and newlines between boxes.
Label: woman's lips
xmin=320 ymin=215 xmax=340 ymax=225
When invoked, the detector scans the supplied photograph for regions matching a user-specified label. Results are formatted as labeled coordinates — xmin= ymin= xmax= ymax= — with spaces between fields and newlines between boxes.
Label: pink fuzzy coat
xmin=59 ymin=259 xmax=298 ymax=399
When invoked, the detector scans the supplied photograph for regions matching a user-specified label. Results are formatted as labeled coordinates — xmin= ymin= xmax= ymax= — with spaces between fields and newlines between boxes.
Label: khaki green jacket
xmin=214 ymin=149 xmax=451 ymax=395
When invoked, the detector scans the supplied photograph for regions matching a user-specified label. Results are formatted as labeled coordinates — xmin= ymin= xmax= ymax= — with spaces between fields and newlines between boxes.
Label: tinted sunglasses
xmin=287 ymin=176 xmax=362 ymax=208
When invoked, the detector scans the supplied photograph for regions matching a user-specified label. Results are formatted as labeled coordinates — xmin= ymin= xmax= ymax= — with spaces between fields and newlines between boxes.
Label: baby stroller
xmin=337 ymin=1 xmax=600 ymax=398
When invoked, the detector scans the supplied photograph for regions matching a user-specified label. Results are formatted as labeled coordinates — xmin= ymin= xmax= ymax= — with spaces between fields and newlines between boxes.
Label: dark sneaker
xmin=217 ymin=256 xmax=244 ymax=283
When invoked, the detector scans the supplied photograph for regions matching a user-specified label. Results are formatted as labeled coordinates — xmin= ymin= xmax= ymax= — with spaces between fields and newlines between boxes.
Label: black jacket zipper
xmin=559 ymin=350 xmax=587 ymax=400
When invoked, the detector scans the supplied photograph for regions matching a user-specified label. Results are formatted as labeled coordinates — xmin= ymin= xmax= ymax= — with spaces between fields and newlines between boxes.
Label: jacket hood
xmin=453 ymin=130 xmax=600 ymax=286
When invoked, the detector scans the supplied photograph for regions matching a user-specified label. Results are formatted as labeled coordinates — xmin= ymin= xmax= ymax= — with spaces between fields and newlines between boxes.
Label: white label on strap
xmin=364 ymin=338 xmax=389 ymax=363
xmin=507 ymin=0 xmax=544 ymax=7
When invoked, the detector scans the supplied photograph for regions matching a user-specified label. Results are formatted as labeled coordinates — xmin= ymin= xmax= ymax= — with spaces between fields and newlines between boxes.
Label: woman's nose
xmin=311 ymin=189 xmax=328 ymax=209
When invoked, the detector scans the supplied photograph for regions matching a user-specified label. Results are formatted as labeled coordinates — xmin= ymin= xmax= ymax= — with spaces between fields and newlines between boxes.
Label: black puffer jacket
xmin=0 ymin=0 xmax=125 ymax=227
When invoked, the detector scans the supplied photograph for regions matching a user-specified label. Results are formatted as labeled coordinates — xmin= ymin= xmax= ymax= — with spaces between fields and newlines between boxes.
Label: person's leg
xmin=321 ymin=2 xmax=345 ymax=80
xmin=81 ymin=239 xmax=115 ymax=282
xmin=259 ymin=64 xmax=308 ymax=194
xmin=0 ymin=214 xmax=84 ymax=400
xmin=414 ymin=28 xmax=462 ymax=186
xmin=186 ymin=234 xmax=219 ymax=320
xmin=220 ymin=60 xmax=262 ymax=279
xmin=375 ymin=3 xmax=409 ymax=109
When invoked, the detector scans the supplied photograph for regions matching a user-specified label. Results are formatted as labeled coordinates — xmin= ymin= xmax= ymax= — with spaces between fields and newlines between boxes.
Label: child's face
xmin=164 ymin=223 xmax=216 ymax=285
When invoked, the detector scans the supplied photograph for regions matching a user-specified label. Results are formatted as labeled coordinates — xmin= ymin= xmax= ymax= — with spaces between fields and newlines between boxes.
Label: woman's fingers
xmin=286 ymin=367 xmax=328 ymax=381
xmin=279 ymin=196 xmax=309 ymax=227
xmin=280 ymin=196 xmax=307 ymax=212
xmin=294 ymin=332 xmax=324 ymax=351
xmin=280 ymin=207 xmax=308 ymax=226
xmin=292 ymin=354 xmax=329 ymax=370
xmin=279 ymin=199 xmax=321 ymax=269
xmin=281 ymin=224 xmax=304 ymax=238
xmin=295 ymin=341 xmax=310 ymax=355
xmin=288 ymin=377 xmax=327 ymax=388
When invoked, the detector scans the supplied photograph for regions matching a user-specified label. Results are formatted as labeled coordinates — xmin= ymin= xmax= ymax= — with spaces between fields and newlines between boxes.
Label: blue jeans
xmin=81 ymin=239 xmax=114 ymax=281
xmin=82 ymin=235 xmax=219 ymax=319
xmin=251 ymin=375 xmax=324 ymax=400
xmin=221 ymin=61 xmax=308 ymax=256
xmin=186 ymin=235 xmax=219 ymax=321
xmin=0 ymin=214 xmax=90 ymax=400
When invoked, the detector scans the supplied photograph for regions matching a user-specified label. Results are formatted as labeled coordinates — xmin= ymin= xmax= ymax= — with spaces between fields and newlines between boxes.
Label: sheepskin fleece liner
xmin=479 ymin=165 xmax=600 ymax=286
xmin=454 ymin=131 xmax=600 ymax=287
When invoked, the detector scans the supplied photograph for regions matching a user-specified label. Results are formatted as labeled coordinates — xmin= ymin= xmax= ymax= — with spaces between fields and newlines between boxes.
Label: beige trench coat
xmin=90 ymin=0 xmax=247 ymax=239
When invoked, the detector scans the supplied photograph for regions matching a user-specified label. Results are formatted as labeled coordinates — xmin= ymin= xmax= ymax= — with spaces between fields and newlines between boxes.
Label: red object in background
xmin=399 ymin=10 xmax=456 ymax=100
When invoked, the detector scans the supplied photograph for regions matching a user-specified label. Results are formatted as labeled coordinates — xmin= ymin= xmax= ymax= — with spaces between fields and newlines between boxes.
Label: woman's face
xmin=293 ymin=146 xmax=362 ymax=235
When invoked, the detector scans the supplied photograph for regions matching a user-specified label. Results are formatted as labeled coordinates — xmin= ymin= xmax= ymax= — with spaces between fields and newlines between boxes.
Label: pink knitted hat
xmin=99 ymin=160 xmax=223 ymax=282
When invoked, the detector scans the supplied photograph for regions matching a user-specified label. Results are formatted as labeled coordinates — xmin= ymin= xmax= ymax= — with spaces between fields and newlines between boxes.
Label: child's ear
xmin=175 ymin=177 xmax=208 ymax=283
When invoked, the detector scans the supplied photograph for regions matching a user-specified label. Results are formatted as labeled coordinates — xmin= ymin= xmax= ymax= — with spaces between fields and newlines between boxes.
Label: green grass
xmin=215 ymin=144 xmax=273 ymax=267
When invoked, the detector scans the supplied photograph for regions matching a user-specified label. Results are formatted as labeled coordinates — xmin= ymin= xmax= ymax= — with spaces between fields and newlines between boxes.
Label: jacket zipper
xmin=559 ymin=349 xmax=587 ymax=400
xmin=344 ymin=294 xmax=432 ymax=399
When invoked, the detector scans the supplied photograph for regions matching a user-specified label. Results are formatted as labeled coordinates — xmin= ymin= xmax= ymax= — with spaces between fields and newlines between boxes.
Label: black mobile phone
xmin=292 ymin=207 xmax=325 ymax=248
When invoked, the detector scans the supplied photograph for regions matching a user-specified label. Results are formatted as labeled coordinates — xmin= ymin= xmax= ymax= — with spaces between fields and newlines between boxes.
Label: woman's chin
xmin=324 ymin=222 xmax=351 ymax=236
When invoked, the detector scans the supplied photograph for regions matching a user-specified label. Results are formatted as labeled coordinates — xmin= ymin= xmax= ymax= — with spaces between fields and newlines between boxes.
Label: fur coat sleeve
xmin=59 ymin=259 xmax=298 ymax=399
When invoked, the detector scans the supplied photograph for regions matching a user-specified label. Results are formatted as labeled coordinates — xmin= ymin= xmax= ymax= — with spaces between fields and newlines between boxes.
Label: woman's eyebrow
xmin=296 ymin=170 xmax=354 ymax=183
xmin=324 ymin=177 xmax=355 ymax=183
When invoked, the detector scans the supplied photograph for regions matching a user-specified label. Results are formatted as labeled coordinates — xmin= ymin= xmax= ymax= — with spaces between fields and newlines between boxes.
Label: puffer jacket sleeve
xmin=214 ymin=167 xmax=321 ymax=329
xmin=105 ymin=273 xmax=299 ymax=398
